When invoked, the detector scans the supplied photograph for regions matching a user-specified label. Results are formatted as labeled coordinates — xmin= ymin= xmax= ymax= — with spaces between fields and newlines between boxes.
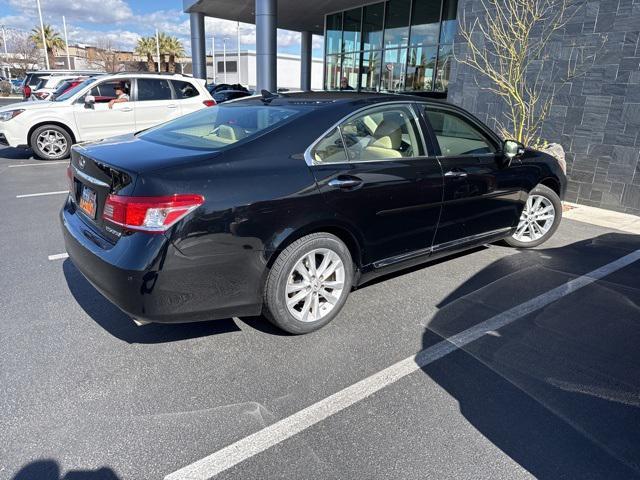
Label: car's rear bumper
xmin=61 ymin=197 xmax=262 ymax=323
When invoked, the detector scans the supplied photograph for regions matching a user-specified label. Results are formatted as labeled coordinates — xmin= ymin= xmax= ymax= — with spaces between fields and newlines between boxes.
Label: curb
xmin=562 ymin=201 xmax=640 ymax=235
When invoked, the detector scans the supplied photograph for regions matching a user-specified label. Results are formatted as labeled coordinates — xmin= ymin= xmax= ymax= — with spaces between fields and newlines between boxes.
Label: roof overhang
xmin=183 ymin=0 xmax=365 ymax=35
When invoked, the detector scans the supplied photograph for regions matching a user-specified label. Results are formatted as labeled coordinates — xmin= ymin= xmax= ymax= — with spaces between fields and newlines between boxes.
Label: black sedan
xmin=61 ymin=92 xmax=566 ymax=334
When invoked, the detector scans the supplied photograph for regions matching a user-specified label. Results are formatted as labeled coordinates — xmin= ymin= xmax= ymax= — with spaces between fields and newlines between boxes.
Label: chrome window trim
xmin=304 ymin=100 xmax=431 ymax=167
xmin=72 ymin=165 xmax=110 ymax=187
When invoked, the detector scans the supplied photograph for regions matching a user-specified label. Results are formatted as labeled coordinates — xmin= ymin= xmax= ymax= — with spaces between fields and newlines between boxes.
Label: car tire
xmin=504 ymin=184 xmax=562 ymax=248
xmin=263 ymin=233 xmax=354 ymax=334
xmin=30 ymin=124 xmax=72 ymax=160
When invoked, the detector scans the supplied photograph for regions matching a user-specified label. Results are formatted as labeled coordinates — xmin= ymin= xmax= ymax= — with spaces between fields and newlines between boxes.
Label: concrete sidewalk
xmin=563 ymin=202 xmax=640 ymax=235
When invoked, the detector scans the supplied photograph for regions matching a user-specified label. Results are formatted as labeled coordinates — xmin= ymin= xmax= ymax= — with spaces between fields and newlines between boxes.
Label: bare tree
xmin=456 ymin=0 xmax=603 ymax=147
xmin=7 ymin=31 xmax=40 ymax=77
xmin=88 ymin=40 xmax=124 ymax=72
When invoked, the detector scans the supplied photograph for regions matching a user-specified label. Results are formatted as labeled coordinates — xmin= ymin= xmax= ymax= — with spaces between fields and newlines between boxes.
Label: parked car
xmin=31 ymin=75 xmax=86 ymax=101
xmin=21 ymin=70 xmax=103 ymax=100
xmin=207 ymin=83 xmax=252 ymax=103
xmin=0 ymin=72 xmax=215 ymax=159
xmin=49 ymin=77 xmax=90 ymax=101
xmin=11 ymin=79 xmax=24 ymax=94
xmin=61 ymin=92 xmax=566 ymax=334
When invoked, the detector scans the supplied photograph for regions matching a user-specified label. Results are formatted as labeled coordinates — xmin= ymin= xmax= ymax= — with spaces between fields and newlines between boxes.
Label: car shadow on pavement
xmin=12 ymin=459 xmax=120 ymax=480
xmin=63 ymin=260 xmax=242 ymax=343
xmin=421 ymin=232 xmax=640 ymax=479
xmin=0 ymin=147 xmax=34 ymax=160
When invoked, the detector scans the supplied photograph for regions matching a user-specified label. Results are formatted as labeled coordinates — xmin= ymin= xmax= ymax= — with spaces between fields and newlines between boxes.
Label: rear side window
xmin=172 ymin=80 xmax=199 ymax=99
xmin=424 ymin=108 xmax=496 ymax=156
xmin=137 ymin=79 xmax=172 ymax=101
xmin=139 ymin=104 xmax=302 ymax=150
xmin=312 ymin=128 xmax=348 ymax=164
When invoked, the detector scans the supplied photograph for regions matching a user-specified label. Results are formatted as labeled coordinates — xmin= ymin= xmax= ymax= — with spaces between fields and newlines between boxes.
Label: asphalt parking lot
xmin=1 ymin=145 xmax=639 ymax=480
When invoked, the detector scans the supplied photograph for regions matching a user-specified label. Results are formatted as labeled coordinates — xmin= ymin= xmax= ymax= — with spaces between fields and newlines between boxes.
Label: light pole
xmin=62 ymin=16 xmax=71 ymax=70
xmin=1 ymin=26 xmax=10 ymax=80
xmin=223 ymin=37 xmax=227 ymax=84
xmin=35 ymin=0 xmax=49 ymax=69
xmin=211 ymin=35 xmax=215 ymax=83
xmin=155 ymin=29 xmax=161 ymax=72
xmin=236 ymin=22 xmax=241 ymax=85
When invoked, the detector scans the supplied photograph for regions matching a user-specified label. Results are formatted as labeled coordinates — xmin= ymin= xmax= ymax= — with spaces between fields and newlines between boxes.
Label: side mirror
xmin=84 ymin=95 xmax=95 ymax=109
xmin=503 ymin=139 xmax=525 ymax=160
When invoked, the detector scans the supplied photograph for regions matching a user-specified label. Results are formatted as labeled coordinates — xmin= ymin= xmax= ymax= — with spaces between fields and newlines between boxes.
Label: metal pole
xmin=1 ymin=26 xmax=10 ymax=80
xmin=300 ymin=31 xmax=312 ymax=90
xmin=189 ymin=12 xmax=206 ymax=79
xmin=155 ymin=29 xmax=161 ymax=72
xmin=62 ymin=16 xmax=71 ymax=70
xmin=223 ymin=38 xmax=227 ymax=84
xmin=237 ymin=22 xmax=241 ymax=85
xmin=36 ymin=0 xmax=49 ymax=69
xmin=255 ymin=0 xmax=277 ymax=92
xmin=211 ymin=35 xmax=215 ymax=83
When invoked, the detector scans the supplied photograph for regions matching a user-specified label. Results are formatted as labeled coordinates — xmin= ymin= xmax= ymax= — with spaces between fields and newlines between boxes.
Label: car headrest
xmin=372 ymin=113 xmax=404 ymax=150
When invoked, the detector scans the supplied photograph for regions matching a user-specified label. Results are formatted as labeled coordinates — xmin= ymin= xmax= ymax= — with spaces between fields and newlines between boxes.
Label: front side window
xmin=89 ymin=79 xmax=131 ymax=103
xmin=341 ymin=105 xmax=422 ymax=161
xmin=136 ymin=79 xmax=172 ymax=101
xmin=139 ymin=104 xmax=301 ymax=150
xmin=424 ymin=108 xmax=496 ymax=156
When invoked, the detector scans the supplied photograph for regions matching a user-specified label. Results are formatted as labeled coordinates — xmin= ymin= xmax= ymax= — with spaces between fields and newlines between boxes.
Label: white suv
xmin=0 ymin=72 xmax=215 ymax=160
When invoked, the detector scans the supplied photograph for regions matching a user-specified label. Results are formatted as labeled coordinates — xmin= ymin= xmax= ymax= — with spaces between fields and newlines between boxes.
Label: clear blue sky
xmin=0 ymin=0 xmax=324 ymax=57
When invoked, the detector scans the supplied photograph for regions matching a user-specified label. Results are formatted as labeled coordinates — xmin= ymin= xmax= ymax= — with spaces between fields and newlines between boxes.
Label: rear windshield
xmin=138 ymin=104 xmax=302 ymax=150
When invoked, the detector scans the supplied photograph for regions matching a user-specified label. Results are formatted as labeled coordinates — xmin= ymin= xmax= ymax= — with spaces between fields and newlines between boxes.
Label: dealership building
xmin=184 ymin=0 xmax=640 ymax=214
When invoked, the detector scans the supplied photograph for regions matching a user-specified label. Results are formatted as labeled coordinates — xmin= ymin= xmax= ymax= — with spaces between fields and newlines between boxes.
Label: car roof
xmin=233 ymin=91 xmax=451 ymax=108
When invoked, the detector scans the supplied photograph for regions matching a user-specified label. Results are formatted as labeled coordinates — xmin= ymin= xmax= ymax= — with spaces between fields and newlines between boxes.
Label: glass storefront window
xmin=362 ymin=2 xmax=384 ymax=51
xmin=440 ymin=0 xmax=459 ymax=44
xmin=406 ymin=45 xmax=437 ymax=91
xmin=343 ymin=7 xmax=362 ymax=53
xmin=381 ymin=48 xmax=407 ymax=91
xmin=325 ymin=54 xmax=342 ymax=90
xmin=326 ymin=12 xmax=343 ymax=55
xmin=435 ymin=44 xmax=452 ymax=92
xmin=360 ymin=50 xmax=382 ymax=91
xmin=341 ymin=52 xmax=360 ymax=90
xmin=410 ymin=0 xmax=441 ymax=46
xmin=383 ymin=0 xmax=411 ymax=49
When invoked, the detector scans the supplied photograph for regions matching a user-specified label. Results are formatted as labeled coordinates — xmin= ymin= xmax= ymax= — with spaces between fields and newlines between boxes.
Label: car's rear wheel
xmin=30 ymin=125 xmax=72 ymax=160
xmin=263 ymin=233 xmax=354 ymax=334
xmin=505 ymin=184 xmax=562 ymax=248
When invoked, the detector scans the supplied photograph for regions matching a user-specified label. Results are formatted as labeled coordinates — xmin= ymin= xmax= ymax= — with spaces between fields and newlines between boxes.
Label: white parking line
xmin=48 ymin=253 xmax=69 ymax=261
xmin=8 ymin=161 xmax=68 ymax=168
xmin=16 ymin=190 xmax=68 ymax=198
xmin=165 ymin=248 xmax=640 ymax=480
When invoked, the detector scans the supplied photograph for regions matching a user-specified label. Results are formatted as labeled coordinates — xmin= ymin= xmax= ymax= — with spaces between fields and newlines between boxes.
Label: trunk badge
xmin=78 ymin=156 xmax=86 ymax=169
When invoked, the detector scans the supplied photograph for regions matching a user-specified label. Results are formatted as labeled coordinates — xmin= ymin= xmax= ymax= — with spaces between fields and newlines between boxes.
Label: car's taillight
xmin=23 ymin=85 xmax=31 ymax=97
xmin=203 ymin=99 xmax=216 ymax=107
xmin=103 ymin=194 xmax=205 ymax=233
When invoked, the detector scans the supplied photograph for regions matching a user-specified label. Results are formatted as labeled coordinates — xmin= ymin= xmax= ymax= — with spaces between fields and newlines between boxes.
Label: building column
xmin=300 ymin=31 xmax=312 ymax=91
xmin=256 ymin=0 xmax=277 ymax=92
xmin=190 ymin=12 xmax=206 ymax=80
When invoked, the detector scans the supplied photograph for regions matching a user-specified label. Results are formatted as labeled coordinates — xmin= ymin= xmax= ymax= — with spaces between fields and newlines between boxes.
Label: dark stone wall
xmin=448 ymin=0 xmax=640 ymax=214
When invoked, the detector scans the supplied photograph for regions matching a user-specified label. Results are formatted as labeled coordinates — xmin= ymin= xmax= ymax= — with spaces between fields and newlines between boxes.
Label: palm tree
xmin=30 ymin=24 xmax=65 ymax=70
xmin=135 ymin=36 xmax=156 ymax=72
xmin=161 ymin=35 xmax=185 ymax=73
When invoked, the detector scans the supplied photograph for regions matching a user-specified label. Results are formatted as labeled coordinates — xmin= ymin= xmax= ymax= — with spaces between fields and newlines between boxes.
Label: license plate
xmin=79 ymin=185 xmax=97 ymax=219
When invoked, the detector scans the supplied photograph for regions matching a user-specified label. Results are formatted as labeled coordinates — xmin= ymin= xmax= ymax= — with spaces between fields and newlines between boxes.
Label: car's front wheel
xmin=505 ymin=184 xmax=562 ymax=248
xmin=30 ymin=124 xmax=72 ymax=160
xmin=263 ymin=233 xmax=354 ymax=334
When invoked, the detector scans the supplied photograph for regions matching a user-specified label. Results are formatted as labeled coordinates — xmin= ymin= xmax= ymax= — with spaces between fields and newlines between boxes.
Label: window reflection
xmin=343 ymin=7 xmax=362 ymax=53
xmin=440 ymin=0 xmax=459 ymax=44
xmin=341 ymin=52 xmax=359 ymax=90
xmin=360 ymin=50 xmax=382 ymax=91
xmin=326 ymin=13 xmax=343 ymax=55
xmin=325 ymin=55 xmax=342 ymax=90
xmin=362 ymin=3 xmax=384 ymax=51
xmin=410 ymin=0 xmax=441 ymax=46
xmin=383 ymin=0 xmax=411 ymax=48
xmin=406 ymin=45 xmax=437 ymax=91
xmin=435 ymin=44 xmax=453 ymax=92
xmin=381 ymin=48 xmax=407 ymax=91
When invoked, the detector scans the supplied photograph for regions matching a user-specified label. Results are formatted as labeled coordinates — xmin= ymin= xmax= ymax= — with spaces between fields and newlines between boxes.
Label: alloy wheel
xmin=285 ymin=248 xmax=345 ymax=322
xmin=513 ymin=194 xmax=556 ymax=243
xmin=36 ymin=129 xmax=68 ymax=158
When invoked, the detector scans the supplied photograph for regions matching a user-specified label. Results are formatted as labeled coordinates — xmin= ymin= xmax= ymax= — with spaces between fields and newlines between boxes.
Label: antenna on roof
xmin=260 ymin=89 xmax=278 ymax=104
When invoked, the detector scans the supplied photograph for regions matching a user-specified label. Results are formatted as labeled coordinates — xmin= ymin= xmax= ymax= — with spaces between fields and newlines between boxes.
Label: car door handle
xmin=120 ymin=107 xmax=133 ymax=112
xmin=167 ymin=104 xmax=178 ymax=109
xmin=328 ymin=176 xmax=363 ymax=189
xmin=444 ymin=169 xmax=468 ymax=178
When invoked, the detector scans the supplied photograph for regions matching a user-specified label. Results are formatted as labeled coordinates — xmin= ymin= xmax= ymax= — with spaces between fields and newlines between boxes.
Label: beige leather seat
xmin=362 ymin=114 xmax=404 ymax=160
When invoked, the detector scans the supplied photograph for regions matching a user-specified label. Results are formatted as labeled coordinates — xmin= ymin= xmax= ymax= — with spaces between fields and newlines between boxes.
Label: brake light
xmin=24 ymin=85 xmax=31 ymax=98
xmin=203 ymin=99 xmax=216 ymax=107
xmin=103 ymin=194 xmax=205 ymax=233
